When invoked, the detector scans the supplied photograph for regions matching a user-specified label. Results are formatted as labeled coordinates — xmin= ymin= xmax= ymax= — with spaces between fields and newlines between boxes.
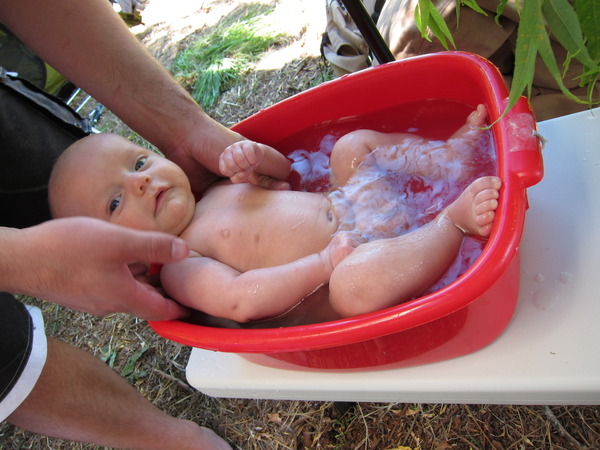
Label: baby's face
xmin=53 ymin=134 xmax=196 ymax=236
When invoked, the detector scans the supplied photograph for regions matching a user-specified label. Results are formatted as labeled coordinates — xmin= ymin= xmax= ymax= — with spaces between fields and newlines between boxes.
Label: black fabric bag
xmin=0 ymin=67 xmax=92 ymax=228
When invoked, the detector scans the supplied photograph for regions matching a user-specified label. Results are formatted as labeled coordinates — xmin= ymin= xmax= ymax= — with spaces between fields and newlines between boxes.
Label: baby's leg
xmin=329 ymin=129 xmax=420 ymax=188
xmin=328 ymin=130 xmax=381 ymax=188
xmin=449 ymin=104 xmax=488 ymax=141
xmin=329 ymin=104 xmax=489 ymax=188
xmin=443 ymin=175 xmax=501 ymax=237
xmin=328 ymin=176 xmax=501 ymax=317
xmin=405 ymin=104 xmax=490 ymax=182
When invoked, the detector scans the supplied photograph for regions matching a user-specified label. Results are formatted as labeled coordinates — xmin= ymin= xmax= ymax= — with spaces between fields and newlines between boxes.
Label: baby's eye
xmin=109 ymin=195 xmax=121 ymax=213
xmin=135 ymin=157 xmax=147 ymax=171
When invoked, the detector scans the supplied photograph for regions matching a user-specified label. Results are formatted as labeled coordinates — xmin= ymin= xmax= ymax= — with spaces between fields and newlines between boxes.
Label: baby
xmin=49 ymin=105 xmax=500 ymax=322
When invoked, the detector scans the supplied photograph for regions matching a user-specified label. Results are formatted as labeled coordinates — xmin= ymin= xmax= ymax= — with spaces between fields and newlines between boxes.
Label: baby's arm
xmin=160 ymin=232 xmax=363 ymax=322
xmin=219 ymin=140 xmax=291 ymax=190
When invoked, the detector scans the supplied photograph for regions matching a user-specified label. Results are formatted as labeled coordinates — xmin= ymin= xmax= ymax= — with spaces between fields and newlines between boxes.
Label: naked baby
xmin=49 ymin=104 xmax=500 ymax=322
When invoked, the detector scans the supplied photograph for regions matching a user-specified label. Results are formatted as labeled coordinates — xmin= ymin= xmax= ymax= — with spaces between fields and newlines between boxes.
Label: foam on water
xmin=289 ymin=126 xmax=496 ymax=295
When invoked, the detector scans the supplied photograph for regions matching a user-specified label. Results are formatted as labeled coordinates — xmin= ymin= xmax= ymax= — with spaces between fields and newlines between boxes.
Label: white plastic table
xmin=186 ymin=108 xmax=600 ymax=405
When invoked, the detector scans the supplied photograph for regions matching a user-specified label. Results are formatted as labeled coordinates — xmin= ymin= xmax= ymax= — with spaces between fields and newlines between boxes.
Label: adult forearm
xmin=0 ymin=0 xmax=242 ymax=181
xmin=0 ymin=227 xmax=40 ymax=296
xmin=1 ymin=1 xmax=175 ymax=141
xmin=0 ymin=219 xmax=190 ymax=320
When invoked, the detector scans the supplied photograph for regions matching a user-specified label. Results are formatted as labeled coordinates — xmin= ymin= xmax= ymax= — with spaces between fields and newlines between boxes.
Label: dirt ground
xmin=1 ymin=0 xmax=599 ymax=448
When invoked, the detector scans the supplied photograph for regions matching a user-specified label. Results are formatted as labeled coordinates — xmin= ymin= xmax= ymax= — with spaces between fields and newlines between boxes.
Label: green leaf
xmin=536 ymin=19 xmax=586 ymax=104
xmin=575 ymin=0 xmax=600 ymax=63
xmin=542 ymin=0 xmax=596 ymax=68
xmin=414 ymin=0 xmax=456 ymax=49
xmin=120 ymin=344 xmax=150 ymax=378
xmin=586 ymin=72 xmax=599 ymax=103
xmin=100 ymin=346 xmax=118 ymax=368
xmin=504 ymin=0 xmax=541 ymax=114
xmin=412 ymin=0 xmax=598 ymax=114
xmin=495 ymin=0 xmax=510 ymax=25
xmin=414 ymin=0 xmax=432 ymax=42
xmin=460 ymin=0 xmax=488 ymax=16
xmin=429 ymin=1 xmax=457 ymax=48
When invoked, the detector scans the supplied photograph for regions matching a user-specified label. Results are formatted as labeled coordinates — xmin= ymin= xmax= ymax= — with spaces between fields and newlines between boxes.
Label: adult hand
xmin=2 ymin=217 xmax=190 ymax=320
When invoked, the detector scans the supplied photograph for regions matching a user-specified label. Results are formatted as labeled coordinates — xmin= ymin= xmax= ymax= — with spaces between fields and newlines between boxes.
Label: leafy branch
xmin=414 ymin=0 xmax=599 ymax=115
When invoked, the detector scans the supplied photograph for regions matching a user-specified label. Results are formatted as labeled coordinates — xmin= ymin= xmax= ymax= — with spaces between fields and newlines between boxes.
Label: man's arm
xmin=0 ymin=218 xmax=190 ymax=320
xmin=0 ymin=0 xmax=240 ymax=194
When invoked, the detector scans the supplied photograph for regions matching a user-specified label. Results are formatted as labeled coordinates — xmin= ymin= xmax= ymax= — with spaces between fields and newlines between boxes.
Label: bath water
xmin=286 ymin=102 xmax=497 ymax=297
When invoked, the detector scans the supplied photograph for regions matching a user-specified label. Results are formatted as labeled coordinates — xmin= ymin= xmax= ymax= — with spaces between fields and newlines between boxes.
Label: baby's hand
xmin=219 ymin=140 xmax=265 ymax=184
xmin=320 ymin=231 xmax=366 ymax=273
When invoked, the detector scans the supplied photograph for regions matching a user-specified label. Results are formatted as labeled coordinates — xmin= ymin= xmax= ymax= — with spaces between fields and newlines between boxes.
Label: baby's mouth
xmin=155 ymin=188 xmax=169 ymax=213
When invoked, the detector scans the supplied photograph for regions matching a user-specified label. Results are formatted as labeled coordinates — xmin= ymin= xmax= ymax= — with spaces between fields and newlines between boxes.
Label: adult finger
xmin=118 ymin=228 xmax=189 ymax=264
xmin=128 ymin=281 xmax=190 ymax=321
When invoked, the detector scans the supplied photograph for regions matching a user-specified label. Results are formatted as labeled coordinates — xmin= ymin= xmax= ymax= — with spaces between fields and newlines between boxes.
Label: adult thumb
xmin=121 ymin=229 xmax=189 ymax=264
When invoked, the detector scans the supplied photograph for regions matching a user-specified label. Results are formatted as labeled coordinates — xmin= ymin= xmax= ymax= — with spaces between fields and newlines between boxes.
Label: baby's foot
xmin=443 ymin=176 xmax=501 ymax=238
xmin=466 ymin=104 xmax=488 ymax=129
xmin=448 ymin=104 xmax=488 ymax=144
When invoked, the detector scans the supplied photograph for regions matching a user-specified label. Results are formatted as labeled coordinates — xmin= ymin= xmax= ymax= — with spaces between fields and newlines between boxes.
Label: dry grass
xmin=1 ymin=0 xmax=599 ymax=448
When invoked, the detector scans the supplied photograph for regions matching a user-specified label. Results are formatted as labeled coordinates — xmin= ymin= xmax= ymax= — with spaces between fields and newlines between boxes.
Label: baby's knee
xmin=331 ymin=130 xmax=377 ymax=158
xmin=330 ymin=130 xmax=378 ymax=185
xmin=329 ymin=266 xmax=371 ymax=318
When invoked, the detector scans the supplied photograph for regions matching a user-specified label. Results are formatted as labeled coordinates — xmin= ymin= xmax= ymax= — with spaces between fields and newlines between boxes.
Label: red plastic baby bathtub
xmin=150 ymin=52 xmax=544 ymax=370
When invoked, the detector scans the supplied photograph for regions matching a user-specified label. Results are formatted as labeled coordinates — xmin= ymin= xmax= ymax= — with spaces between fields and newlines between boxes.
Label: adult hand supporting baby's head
xmin=7 ymin=217 xmax=190 ymax=321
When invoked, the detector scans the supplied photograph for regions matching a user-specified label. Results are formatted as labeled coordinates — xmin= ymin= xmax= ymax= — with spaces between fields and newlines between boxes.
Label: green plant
xmin=415 ymin=0 xmax=599 ymax=114
xmin=172 ymin=7 xmax=283 ymax=108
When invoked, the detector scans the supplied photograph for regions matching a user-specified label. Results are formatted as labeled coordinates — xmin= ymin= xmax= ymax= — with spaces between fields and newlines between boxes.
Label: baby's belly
xmin=201 ymin=189 xmax=339 ymax=269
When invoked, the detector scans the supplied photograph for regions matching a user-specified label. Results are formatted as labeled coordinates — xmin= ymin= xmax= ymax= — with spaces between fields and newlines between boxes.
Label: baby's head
xmin=49 ymin=133 xmax=196 ymax=236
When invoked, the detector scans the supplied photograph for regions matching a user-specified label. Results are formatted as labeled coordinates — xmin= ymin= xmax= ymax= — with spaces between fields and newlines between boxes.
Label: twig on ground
xmin=154 ymin=368 xmax=195 ymax=393
xmin=544 ymin=406 xmax=583 ymax=448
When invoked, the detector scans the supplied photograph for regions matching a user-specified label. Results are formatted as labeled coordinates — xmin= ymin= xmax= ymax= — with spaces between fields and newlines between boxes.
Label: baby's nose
xmin=131 ymin=172 xmax=152 ymax=194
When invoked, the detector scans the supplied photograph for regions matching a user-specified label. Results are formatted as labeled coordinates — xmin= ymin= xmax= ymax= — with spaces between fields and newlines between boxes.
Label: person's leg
xmin=7 ymin=337 xmax=231 ymax=450
xmin=448 ymin=104 xmax=488 ymax=139
xmin=328 ymin=128 xmax=434 ymax=187
xmin=328 ymin=129 xmax=379 ymax=188
xmin=329 ymin=176 xmax=500 ymax=317
xmin=329 ymin=105 xmax=489 ymax=189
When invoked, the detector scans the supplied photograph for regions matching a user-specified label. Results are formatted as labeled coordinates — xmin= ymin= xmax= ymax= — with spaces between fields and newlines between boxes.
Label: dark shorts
xmin=0 ymin=293 xmax=46 ymax=420
xmin=0 ymin=293 xmax=34 ymax=401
